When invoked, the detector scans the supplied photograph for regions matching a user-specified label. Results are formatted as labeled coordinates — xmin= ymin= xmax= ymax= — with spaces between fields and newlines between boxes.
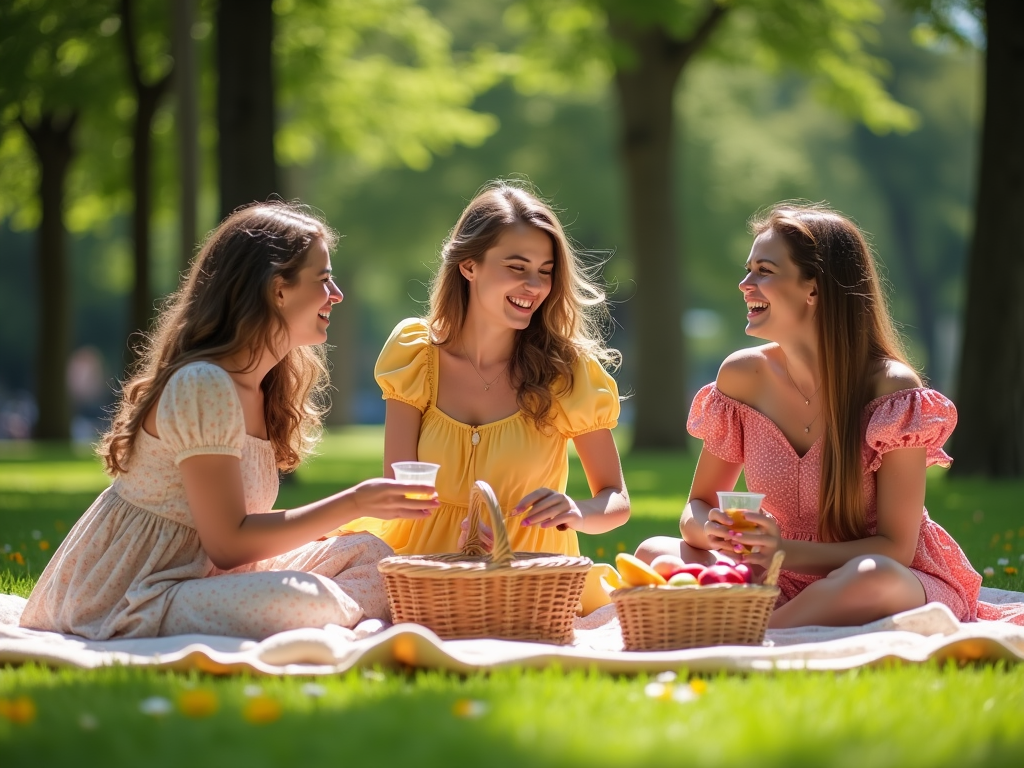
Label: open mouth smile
xmin=507 ymin=296 xmax=534 ymax=312
xmin=746 ymin=300 xmax=768 ymax=318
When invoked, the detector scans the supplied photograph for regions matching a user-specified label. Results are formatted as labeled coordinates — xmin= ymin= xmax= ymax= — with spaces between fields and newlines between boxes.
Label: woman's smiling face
xmin=460 ymin=223 xmax=554 ymax=331
xmin=739 ymin=229 xmax=818 ymax=341
xmin=277 ymin=238 xmax=343 ymax=350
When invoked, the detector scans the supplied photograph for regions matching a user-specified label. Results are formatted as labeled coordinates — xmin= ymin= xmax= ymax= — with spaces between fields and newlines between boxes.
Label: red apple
xmin=697 ymin=564 xmax=747 ymax=586
xmin=650 ymin=554 xmax=688 ymax=580
xmin=733 ymin=564 xmax=753 ymax=584
xmin=678 ymin=563 xmax=708 ymax=579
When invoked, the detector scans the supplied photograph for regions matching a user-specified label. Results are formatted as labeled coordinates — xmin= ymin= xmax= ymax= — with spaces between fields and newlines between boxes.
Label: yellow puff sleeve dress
xmin=349 ymin=318 xmax=620 ymax=560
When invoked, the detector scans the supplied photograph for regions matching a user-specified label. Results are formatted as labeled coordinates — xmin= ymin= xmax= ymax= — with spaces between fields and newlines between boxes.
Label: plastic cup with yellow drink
xmin=716 ymin=491 xmax=765 ymax=555
xmin=392 ymin=462 xmax=440 ymax=500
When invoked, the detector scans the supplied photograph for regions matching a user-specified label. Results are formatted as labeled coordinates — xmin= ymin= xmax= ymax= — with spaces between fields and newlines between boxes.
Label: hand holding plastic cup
xmin=716 ymin=491 xmax=765 ymax=555
xmin=392 ymin=462 xmax=440 ymax=500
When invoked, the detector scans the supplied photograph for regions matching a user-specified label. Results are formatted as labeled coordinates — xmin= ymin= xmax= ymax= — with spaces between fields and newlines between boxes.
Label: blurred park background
xmin=0 ymin=0 xmax=1020 ymax=475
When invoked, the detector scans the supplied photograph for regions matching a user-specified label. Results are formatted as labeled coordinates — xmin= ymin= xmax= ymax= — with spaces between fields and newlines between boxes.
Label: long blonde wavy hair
xmin=98 ymin=201 xmax=338 ymax=475
xmin=749 ymin=202 xmax=912 ymax=543
xmin=426 ymin=180 xmax=619 ymax=428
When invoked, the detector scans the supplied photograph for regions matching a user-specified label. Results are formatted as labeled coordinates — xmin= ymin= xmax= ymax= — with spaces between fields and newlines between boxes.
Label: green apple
xmin=667 ymin=572 xmax=699 ymax=587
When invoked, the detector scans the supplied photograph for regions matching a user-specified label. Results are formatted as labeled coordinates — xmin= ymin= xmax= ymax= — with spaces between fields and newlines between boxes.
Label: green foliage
xmin=508 ymin=0 xmax=918 ymax=133
xmin=275 ymin=0 xmax=506 ymax=171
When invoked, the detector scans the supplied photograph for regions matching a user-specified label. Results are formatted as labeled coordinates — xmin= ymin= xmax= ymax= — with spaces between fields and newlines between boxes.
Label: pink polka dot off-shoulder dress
xmin=20 ymin=362 xmax=393 ymax=640
xmin=688 ymin=384 xmax=1024 ymax=625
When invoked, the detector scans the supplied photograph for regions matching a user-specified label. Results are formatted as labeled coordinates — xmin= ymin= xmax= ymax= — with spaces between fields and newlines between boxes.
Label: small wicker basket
xmin=377 ymin=480 xmax=592 ymax=644
xmin=611 ymin=551 xmax=785 ymax=651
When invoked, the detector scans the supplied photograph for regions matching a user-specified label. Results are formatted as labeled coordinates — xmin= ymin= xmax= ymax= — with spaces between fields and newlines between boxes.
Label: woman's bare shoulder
xmin=716 ymin=344 xmax=775 ymax=402
xmin=871 ymin=359 xmax=923 ymax=399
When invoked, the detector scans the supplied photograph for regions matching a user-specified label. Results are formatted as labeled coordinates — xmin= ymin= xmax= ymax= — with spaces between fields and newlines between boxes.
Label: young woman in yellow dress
xmin=339 ymin=181 xmax=629 ymax=611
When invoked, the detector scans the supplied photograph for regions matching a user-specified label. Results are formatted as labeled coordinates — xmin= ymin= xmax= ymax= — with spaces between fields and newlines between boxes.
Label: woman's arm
xmin=382 ymin=399 xmax=423 ymax=478
xmin=682 ymin=447 xmax=744 ymax=548
xmin=516 ymin=428 xmax=630 ymax=535
xmin=735 ymin=446 xmax=927 ymax=575
xmin=180 ymin=454 xmax=437 ymax=570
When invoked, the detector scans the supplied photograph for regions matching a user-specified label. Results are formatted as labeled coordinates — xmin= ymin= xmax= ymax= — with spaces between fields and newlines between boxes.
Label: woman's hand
xmin=725 ymin=510 xmax=782 ymax=569
xmin=514 ymin=488 xmax=583 ymax=531
xmin=347 ymin=478 xmax=438 ymax=520
xmin=457 ymin=518 xmax=494 ymax=551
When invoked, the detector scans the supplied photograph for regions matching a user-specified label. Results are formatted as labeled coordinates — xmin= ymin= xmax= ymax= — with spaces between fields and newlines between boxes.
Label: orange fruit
xmin=615 ymin=553 xmax=668 ymax=587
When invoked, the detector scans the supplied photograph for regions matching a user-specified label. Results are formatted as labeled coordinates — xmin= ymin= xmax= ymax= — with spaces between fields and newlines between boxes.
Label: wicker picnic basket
xmin=377 ymin=480 xmax=592 ymax=644
xmin=611 ymin=551 xmax=786 ymax=651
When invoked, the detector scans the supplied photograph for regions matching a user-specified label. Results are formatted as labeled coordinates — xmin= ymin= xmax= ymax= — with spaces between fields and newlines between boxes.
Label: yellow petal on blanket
xmin=393 ymin=635 xmax=418 ymax=666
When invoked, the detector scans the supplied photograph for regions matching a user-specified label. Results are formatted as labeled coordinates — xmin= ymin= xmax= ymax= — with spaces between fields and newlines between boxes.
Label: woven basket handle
xmin=463 ymin=480 xmax=514 ymax=565
xmin=762 ymin=550 xmax=785 ymax=586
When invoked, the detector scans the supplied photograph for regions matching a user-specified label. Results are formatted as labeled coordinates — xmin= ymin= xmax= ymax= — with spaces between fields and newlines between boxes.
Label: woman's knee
xmin=634 ymin=536 xmax=681 ymax=564
xmin=827 ymin=555 xmax=924 ymax=608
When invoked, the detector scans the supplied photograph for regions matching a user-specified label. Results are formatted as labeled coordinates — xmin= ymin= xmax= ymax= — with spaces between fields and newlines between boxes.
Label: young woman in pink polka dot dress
xmin=637 ymin=203 xmax=1023 ymax=628
xmin=20 ymin=203 xmax=438 ymax=640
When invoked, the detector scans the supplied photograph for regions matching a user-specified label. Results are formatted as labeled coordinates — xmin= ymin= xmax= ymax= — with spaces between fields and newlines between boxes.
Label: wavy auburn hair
xmin=427 ymin=180 xmax=619 ymax=428
xmin=98 ymin=201 xmax=339 ymax=475
xmin=749 ymin=202 xmax=912 ymax=543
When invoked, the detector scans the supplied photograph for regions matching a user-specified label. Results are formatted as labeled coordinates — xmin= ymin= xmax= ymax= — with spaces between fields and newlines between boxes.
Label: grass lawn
xmin=2 ymin=428 xmax=1024 ymax=767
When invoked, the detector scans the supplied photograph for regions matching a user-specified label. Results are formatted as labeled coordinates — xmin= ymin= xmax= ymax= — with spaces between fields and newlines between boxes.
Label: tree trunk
xmin=173 ymin=0 xmax=199 ymax=272
xmin=121 ymin=0 xmax=172 ymax=348
xmin=608 ymin=5 xmax=727 ymax=450
xmin=21 ymin=112 xmax=77 ymax=441
xmin=951 ymin=0 xmax=1024 ymax=477
xmin=216 ymin=0 xmax=279 ymax=219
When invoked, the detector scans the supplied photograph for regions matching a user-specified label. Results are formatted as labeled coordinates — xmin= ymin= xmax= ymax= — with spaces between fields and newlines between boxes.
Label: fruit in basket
xmin=615 ymin=553 xmax=668 ymax=587
xmin=677 ymin=563 xmax=708 ymax=579
xmin=734 ymin=563 xmax=753 ymax=584
xmin=649 ymin=554 xmax=688 ymax=579
xmin=697 ymin=564 xmax=747 ymax=585
xmin=667 ymin=572 xmax=699 ymax=586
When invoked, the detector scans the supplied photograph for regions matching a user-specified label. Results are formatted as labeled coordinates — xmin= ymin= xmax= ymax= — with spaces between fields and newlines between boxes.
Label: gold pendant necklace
xmin=462 ymin=341 xmax=509 ymax=391
xmin=784 ymin=356 xmax=821 ymax=432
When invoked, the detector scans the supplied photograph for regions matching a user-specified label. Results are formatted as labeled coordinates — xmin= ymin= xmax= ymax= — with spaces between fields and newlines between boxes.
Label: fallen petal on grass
xmin=243 ymin=696 xmax=282 ymax=724
xmin=139 ymin=697 xmax=172 ymax=717
xmin=177 ymin=689 xmax=218 ymax=718
xmin=452 ymin=699 xmax=488 ymax=719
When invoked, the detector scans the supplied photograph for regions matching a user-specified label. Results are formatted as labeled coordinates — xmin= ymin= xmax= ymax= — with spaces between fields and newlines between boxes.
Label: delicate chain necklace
xmin=784 ymin=356 xmax=822 ymax=433
xmin=462 ymin=341 xmax=509 ymax=391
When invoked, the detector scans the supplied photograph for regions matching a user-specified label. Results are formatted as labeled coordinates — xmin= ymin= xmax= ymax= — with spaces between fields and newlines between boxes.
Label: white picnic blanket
xmin=1 ymin=589 xmax=1023 ymax=675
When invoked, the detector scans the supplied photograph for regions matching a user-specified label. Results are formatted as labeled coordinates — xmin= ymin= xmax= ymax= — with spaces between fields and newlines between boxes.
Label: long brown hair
xmin=98 ymin=201 xmax=338 ymax=475
xmin=427 ymin=180 xmax=618 ymax=428
xmin=750 ymin=202 xmax=912 ymax=542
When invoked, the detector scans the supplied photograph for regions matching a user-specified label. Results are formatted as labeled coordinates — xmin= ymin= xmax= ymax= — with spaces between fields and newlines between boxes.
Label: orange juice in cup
xmin=392 ymin=462 xmax=440 ymax=499
xmin=716 ymin=491 xmax=765 ymax=555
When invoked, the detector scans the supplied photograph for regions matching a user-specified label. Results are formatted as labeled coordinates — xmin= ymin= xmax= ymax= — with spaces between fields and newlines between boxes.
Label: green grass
xmin=2 ymin=428 xmax=1024 ymax=766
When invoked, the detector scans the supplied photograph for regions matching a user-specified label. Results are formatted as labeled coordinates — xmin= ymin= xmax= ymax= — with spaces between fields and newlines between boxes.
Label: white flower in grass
xmin=361 ymin=669 xmax=385 ymax=682
xmin=243 ymin=685 xmax=263 ymax=698
xmin=655 ymin=671 xmax=677 ymax=683
xmin=31 ymin=530 xmax=41 ymax=540
xmin=301 ymin=683 xmax=326 ymax=698
xmin=983 ymin=567 xmax=995 ymax=578
xmin=139 ymin=697 xmax=172 ymax=716
xmin=1019 ymin=554 xmax=1024 ymax=562
xmin=78 ymin=713 xmax=99 ymax=730
xmin=997 ymin=558 xmax=1010 ymax=566
xmin=452 ymin=699 xmax=488 ymax=719
xmin=2 ymin=544 xmax=10 ymax=553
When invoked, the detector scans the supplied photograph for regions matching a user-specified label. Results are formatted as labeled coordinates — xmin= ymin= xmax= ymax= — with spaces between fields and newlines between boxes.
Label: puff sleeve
xmin=687 ymin=384 xmax=745 ymax=464
xmin=374 ymin=318 xmax=434 ymax=412
xmin=552 ymin=355 xmax=620 ymax=438
xmin=865 ymin=388 xmax=957 ymax=472
xmin=156 ymin=362 xmax=247 ymax=465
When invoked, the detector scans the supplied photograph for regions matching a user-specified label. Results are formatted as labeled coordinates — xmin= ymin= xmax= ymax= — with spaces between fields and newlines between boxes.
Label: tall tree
xmin=120 ymin=0 xmax=174 ymax=342
xmin=172 ymin=0 xmax=199 ymax=271
xmin=0 ymin=1 xmax=118 ymax=440
xmin=217 ymin=0 xmax=278 ymax=218
xmin=948 ymin=0 xmax=1023 ymax=476
xmin=511 ymin=0 xmax=916 ymax=448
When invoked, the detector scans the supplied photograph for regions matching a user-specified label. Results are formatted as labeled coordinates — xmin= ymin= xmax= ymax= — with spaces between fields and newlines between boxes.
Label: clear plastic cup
xmin=392 ymin=461 xmax=440 ymax=500
xmin=716 ymin=491 xmax=765 ymax=555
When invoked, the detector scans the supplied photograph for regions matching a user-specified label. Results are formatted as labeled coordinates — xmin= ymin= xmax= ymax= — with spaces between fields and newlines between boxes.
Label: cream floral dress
xmin=20 ymin=362 xmax=392 ymax=640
